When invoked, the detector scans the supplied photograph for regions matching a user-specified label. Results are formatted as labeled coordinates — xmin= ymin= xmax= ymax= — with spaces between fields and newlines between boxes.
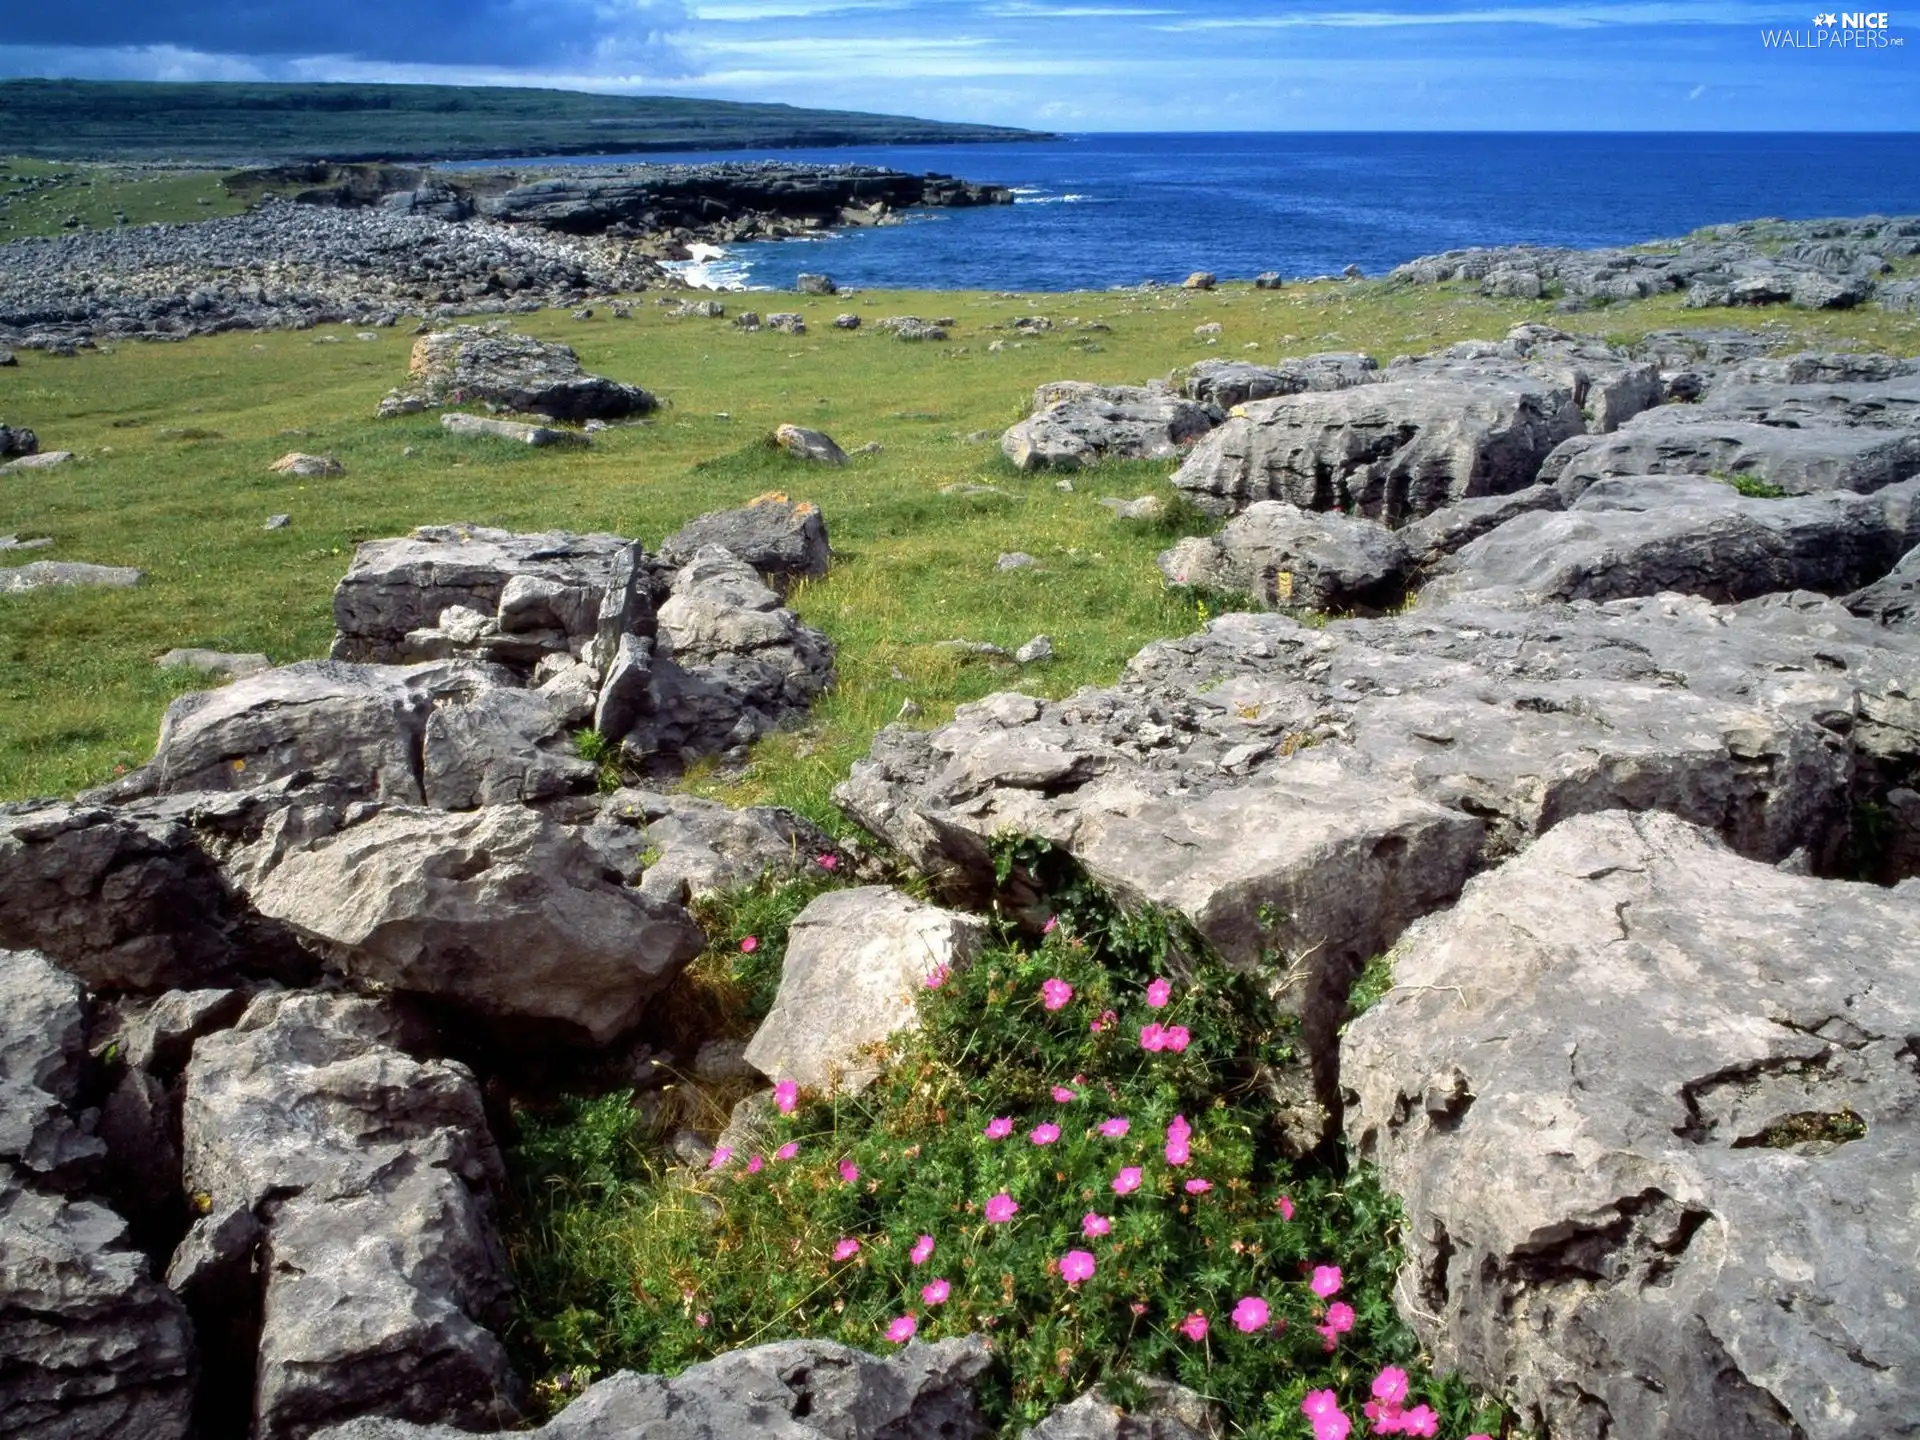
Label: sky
xmin=0 ymin=1 xmax=1914 ymax=132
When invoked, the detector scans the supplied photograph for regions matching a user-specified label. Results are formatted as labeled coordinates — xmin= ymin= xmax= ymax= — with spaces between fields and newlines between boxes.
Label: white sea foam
xmin=662 ymin=242 xmax=758 ymax=290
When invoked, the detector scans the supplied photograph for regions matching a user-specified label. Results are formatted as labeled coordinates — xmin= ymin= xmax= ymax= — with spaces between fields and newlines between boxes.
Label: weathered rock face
xmin=1343 ymin=811 xmax=1920 ymax=1440
xmin=585 ymin=788 xmax=842 ymax=904
xmin=1184 ymin=353 xmax=1379 ymax=411
xmin=657 ymin=494 xmax=831 ymax=587
xmin=180 ymin=991 xmax=519 ymax=1440
xmin=743 ymin=887 xmax=986 ymax=1094
xmin=420 ymin=687 xmax=593 ymax=810
xmin=837 ymin=592 xmax=1920 ymax=1087
xmin=377 ymin=325 xmax=656 ymax=421
xmin=0 ymin=948 xmax=104 ymax=1187
xmin=1002 ymin=382 xmax=1215 ymax=472
xmin=1157 ymin=501 xmax=1411 ymax=613
xmin=1170 ymin=370 xmax=1584 ymax=523
xmin=1426 ymin=474 xmax=1920 ymax=606
xmin=329 ymin=525 xmax=649 ymax=668
xmin=307 ymin=1335 xmax=993 ymax=1440
xmin=1397 ymin=484 xmax=1564 ymax=569
xmin=1389 ymin=326 xmax=1664 ymax=435
xmin=1845 ymin=542 xmax=1920 ymax=629
xmin=237 ymin=804 xmax=705 ymax=1045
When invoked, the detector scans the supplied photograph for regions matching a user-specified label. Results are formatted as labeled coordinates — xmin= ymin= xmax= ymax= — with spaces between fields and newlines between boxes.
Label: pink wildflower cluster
xmin=1363 ymin=1367 xmax=1442 ymax=1437
xmin=1040 ymin=977 xmax=1074 ymax=1011
xmin=1164 ymin=1114 xmax=1191 ymax=1165
xmin=1139 ymin=1023 xmax=1190 ymax=1053
xmin=1304 ymin=1389 xmax=1352 ymax=1440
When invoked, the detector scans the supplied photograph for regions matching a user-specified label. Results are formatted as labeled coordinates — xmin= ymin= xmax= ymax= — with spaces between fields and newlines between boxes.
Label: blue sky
xmin=1 ymin=2 xmax=1913 ymax=131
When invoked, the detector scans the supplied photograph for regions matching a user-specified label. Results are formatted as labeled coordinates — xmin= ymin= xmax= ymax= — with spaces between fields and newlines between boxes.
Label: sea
xmin=488 ymin=132 xmax=1920 ymax=293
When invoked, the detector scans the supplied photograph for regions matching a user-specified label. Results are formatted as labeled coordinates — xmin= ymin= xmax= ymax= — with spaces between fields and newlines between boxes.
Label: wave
xmin=1013 ymin=192 xmax=1099 ymax=205
xmin=661 ymin=244 xmax=760 ymax=290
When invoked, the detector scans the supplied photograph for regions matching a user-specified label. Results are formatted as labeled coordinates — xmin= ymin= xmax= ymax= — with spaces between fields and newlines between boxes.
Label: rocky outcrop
xmin=1397 ymin=484 xmax=1564 ymax=569
xmin=307 ymin=1335 xmax=993 ymax=1440
xmin=1157 ymin=501 xmax=1410 ymax=612
xmin=1426 ymin=474 xmax=1920 ymax=606
xmin=1844 ymin=542 xmax=1920 ymax=629
xmin=237 ymin=805 xmax=705 ymax=1045
xmin=377 ymin=325 xmax=655 ymax=421
xmin=180 ymin=991 xmax=520 ymax=1439
xmin=1388 ymin=326 xmax=1663 ymax=434
xmin=1002 ymin=382 xmax=1214 ymax=472
xmin=1170 ymin=368 xmax=1583 ymax=522
xmin=1183 ymin=353 xmax=1379 ymax=411
xmin=585 ymin=789 xmax=842 ymax=904
xmin=1344 ymin=811 xmax=1920 ymax=1440
xmin=657 ymin=494 xmax=831 ymax=586
xmin=743 ymin=887 xmax=986 ymax=1094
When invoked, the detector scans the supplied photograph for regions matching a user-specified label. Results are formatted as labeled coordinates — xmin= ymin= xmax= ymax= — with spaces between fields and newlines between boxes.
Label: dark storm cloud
xmin=3 ymin=0 xmax=689 ymax=68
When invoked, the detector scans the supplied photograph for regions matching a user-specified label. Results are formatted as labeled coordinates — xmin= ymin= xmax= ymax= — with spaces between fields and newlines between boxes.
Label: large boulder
xmin=1426 ymin=474 xmax=1920 ymax=606
xmin=743 ymin=887 xmax=986 ymax=1094
xmin=657 ymin=494 xmax=832 ymax=588
xmin=377 ymin=325 xmax=655 ymax=421
xmin=180 ymin=991 xmax=519 ymax=1439
xmin=1157 ymin=501 xmax=1410 ymax=612
xmin=1184 ymin=353 xmax=1378 ymax=411
xmin=1001 ymin=382 xmax=1214 ymax=472
xmin=237 ymin=804 xmax=705 ymax=1046
xmin=1170 ymin=370 xmax=1584 ymax=522
xmin=1397 ymin=484 xmax=1564 ymax=569
xmin=308 ymin=1335 xmax=992 ymax=1440
xmin=1344 ymin=811 xmax=1920 ymax=1440
xmin=330 ymin=525 xmax=649 ymax=668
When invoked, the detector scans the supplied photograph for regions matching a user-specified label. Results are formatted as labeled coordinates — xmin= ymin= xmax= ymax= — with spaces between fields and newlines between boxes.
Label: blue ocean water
xmin=502 ymin=132 xmax=1920 ymax=292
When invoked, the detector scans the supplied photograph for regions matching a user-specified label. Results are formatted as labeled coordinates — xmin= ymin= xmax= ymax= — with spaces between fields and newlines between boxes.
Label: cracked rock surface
xmin=1343 ymin=810 xmax=1920 ymax=1440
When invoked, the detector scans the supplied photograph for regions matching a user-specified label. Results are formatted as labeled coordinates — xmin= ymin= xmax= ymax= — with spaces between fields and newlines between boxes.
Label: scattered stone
xmin=1345 ymin=811 xmax=1920 ymax=1440
xmin=933 ymin=639 xmax=1012 ymax=659
xmin=264 ymin=514 xmax=291 ymax=530
xmin=267 ymin=452 xmax=345 ymax=479
xmin=0 ymin=560 xmax=141 ymax=593
xmin=671 ymin=299 xmax=725 ymax=319
xmin=0 ymin=534 xmax=53 ymax=551
xmin=1184 ymin=353 xmax=1379 ymax=411
xmin=774 ymin=424 xmax=849 ymax=465
xmin=875 ymin=316 xmax=948 ymax=342
xmin=156 ymin=648 xmax=273 ymax=679
xmin=1158 ymin=501 xmax=1411 ymax=612
xmin=832 ymin=313 xmax=862 ymax=330
xmin=795 ymin=273 xmax=838 ymax=295
xmin=1100 ymin=495 xmax=1167 ymax=522
xmin=1194 ymin=322 xmax=1222 ymax=338
xmin=440 ymin=413 xmax=583 ymax=446
xmin=1254 ymin=272 xmax=1282 ymax=289
xmin=997 ymin=552 xmax=1038 ymax=571
xmin=0 ymin=450 xmax=74 ymax=473
xmin=1015 ymin=635 xmax=1055 ymax=664
xmin=767 ymin=312 xmax=806 ymax=335
xmin=0 ymin=350 xmax=14 ymax=366
xmin=744 ymin=887 xmax=986 ymax=1093
xmin=1002 ymin=381 xmax=1214 ymax=472
xmin=732 ymin=311 xmax=761 ymax=331
xmin=570 ymin=307 xmax=594 ymax=321
xmin=658 ymin=493 xmax=831 ymax=586
xmin=1182 ymin=272 xmax=1217 ymax=290
xmin=0 ymin=421 xmax=37 ymax=457
xmin=377 ymin=324 xmax=655 ymax=420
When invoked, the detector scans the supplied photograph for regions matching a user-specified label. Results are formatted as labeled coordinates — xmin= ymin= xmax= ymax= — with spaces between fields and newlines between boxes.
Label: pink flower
xmin=1177 ymin=1311 xmax=1209 ymax=1341
xmin=1040 ymin=977 xmax=1073 ymax=1011
xmin=1081 ymin=1212 xmax=1112 ymax=1238
xmin=707 ymin=1146 xmax=732 ymax=1169
xmin=1140 ymin=1023 xmax=1168 ymax=1052
xmin=1146 ymin=977 xmax=1172 ymax=1008
xmin=838 ymin=1160 xmax=859 ymax=1185
xmin=1162 ymin=1025 xmax=1191 ymax=1053
xmin=1167 ymin=1114 xmax=1192 ymax=1140
xmin=1311 ymin=1264 xmax=1344 ymax=1299
xmin=983 ymin=1116 xmax=1014 ymax=1140
xmin=1231 ymin=1296 xmax=1270 ymax=1333
xmin=832 ymin=1238 xmax=860 ymax=1262
xmin=739 ymin=935 xmax=759 ymax=954
xmin=746 ymin=1154 xmax=764 ymax=1174
xmin=774 ymin=1142 xmax=799 ymax=1162
xmin=1099 ymin=1117 xmax=1130 ymax=1138
xmin=816 ymin=852 xmax=838 ymax=870
xmin=1029 ymin=1123 xmax=1061 ymax=1146
xmin=1111 ymin=1166 xmax=1143 ymax=1195
xmin=1165 ymin=1116 xmax=1191 ymax=1165
xmin=1399 ymin=1406 xmax=1439 ymax=1438
xmin=1274 ymin=1194 xmax=1295 ymax=1221
xmin=921 ymin=1279 xmax=951 ymax=1305
xmin=1051 ymin=1084 xmax=1077 ymax=1103
xmin=1303 ymin=1391 xmax=1342 ymax=1421
xmin=910 ymin=1234 xmax=935 ymax=1265
xmin=924 ymin=963 xmax=951 ymax=990
xmin=884 ymin=1314 xmax=917 ymax=1344
xmin=773 ymin=1080 xmax=799 ymax=1114
xmin=1371 ymin=1368 xmax=1409 ymax=1405
xmin=1043 ymin=914 xmax=1059 ymax=934
xmin=695 ymin=1311 xmax=709 ymax=1328
xmin=985 ymin=1192 xmax=1019 ymax=1223
xmin=1090 ymin=1009 xmax=1118 ymax=1033
xmin=1184 ymin=1178 xmax=1212 ymax=1194
xmin=1059 ymin=1249 xmax=1096 ymax=1285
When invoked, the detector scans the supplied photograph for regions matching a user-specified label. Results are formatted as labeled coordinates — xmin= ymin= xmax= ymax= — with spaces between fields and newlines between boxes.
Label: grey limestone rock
xmin=743 ymin=887 xmax=986 ymax=1094
xmin=0 ymin=561 xmax=140 ymax=593
xmin=0 ymin=421 xmax=38 ymax=457
xmin=1002 ymin=382 xmax=1215 ymax=472
xmin=795 ymin=272 xmax=838 ymax=295
xmin=875 ymin=315 xmax=948 ymax=342
xmin=440 ymin=412 xmax=582 ymax=446
xmin=585 ymin=787 xmax=840 ymax=903
xmin=1397 ymin=484 xmax=1564 ymax=568
xmin=1343 ymin=810 xmax=1920 ymax=1440
xmin=1426 ymin=474 xmax=1920 ymax=606
xmin=1157 ymin=500 xmax=1410 ymax=612
xmin=238 ymin=804 xmax=705 ymax=1045
xmin=155 ymin=648 xmax=273 ymax=679
xmin=420 ymin=686 xmax=594 ymax=809
xmin=308 ymin=1334 xmax=992 ymax=1440
xmin=181 ymin=991 xmax=520 ymax=1439
xmin=1843 ymin=542 xmax=1920 ymax=629
xmin=658 ymin=495 xmax=832 ymax=584
xmin=773 ymin=424 xmax=848 ymax=465
xmin=268 ymin=452 xmax=345 ymax=478
xmin=379 ymin=325 xmax=655 ymax=421
xmin=1183 ymin=352 xmax=1379 ymax=411
xmin=0 ymin=948 xmax=104 ymax=1186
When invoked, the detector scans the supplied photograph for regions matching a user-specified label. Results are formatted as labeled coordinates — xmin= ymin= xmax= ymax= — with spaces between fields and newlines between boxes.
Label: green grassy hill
xmin=0 ymin=79 xmax=1052 ymax=164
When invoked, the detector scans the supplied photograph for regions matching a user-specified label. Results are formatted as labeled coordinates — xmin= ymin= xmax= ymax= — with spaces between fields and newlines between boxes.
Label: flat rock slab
xmin=1427 ymin=474 xmax=1920 ymax=606
xmin=309 ymin=1335 xmax=992 ymax=1440
xmin=156 ymin=648 xmax=273 ymax=679
xmin=1002 ymin=382 xmax=1214 ymax=472
xmin=440 ymin=412 xmax=582 ymax=446
xmin=268 ymin=452 xmax=345 ymax=477
xmin=1398 ymin=484 xmax=1564 ymax=568
xmin=181 ymin=991 xmax=518 ymax=1439
xmin=744 ymin=886 xmax=986 ymax=1094
xmin=1184 ymin=353 xmax=1380 ymax=411
xmin=0 ymin=560 xmax=140 ymax=593
xmin=1158 ymin=500 xmax=1410 ymax=612
xmin=238 ymin=803 xmax=705 ymax=1046
xmin=1170 ymin=369 xmax=1583 ymax=523
xmin=0 ymin=450 xmax=75 ymax=473
xmin=1343 ymin=811 xmax=1920 ymax=1440
xmin=380 ymin=325 xmax=655 ymax=421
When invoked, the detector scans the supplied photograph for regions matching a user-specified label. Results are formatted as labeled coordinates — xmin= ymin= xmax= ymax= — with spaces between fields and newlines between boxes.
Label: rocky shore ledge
xmin=0 ymin=161 xmax=1012 ymax=350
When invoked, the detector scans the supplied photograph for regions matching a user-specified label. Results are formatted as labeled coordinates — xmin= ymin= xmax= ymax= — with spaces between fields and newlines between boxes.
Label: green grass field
xmin=0 ymin=156 xmax=243 ymax=239
xmin=4 ymin=273 xmax=1917 ymax=822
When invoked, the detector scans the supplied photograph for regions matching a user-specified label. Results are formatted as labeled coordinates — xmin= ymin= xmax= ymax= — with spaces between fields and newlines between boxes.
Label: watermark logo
xmin=1763 ymin=10 xmax=1904 ymax=44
